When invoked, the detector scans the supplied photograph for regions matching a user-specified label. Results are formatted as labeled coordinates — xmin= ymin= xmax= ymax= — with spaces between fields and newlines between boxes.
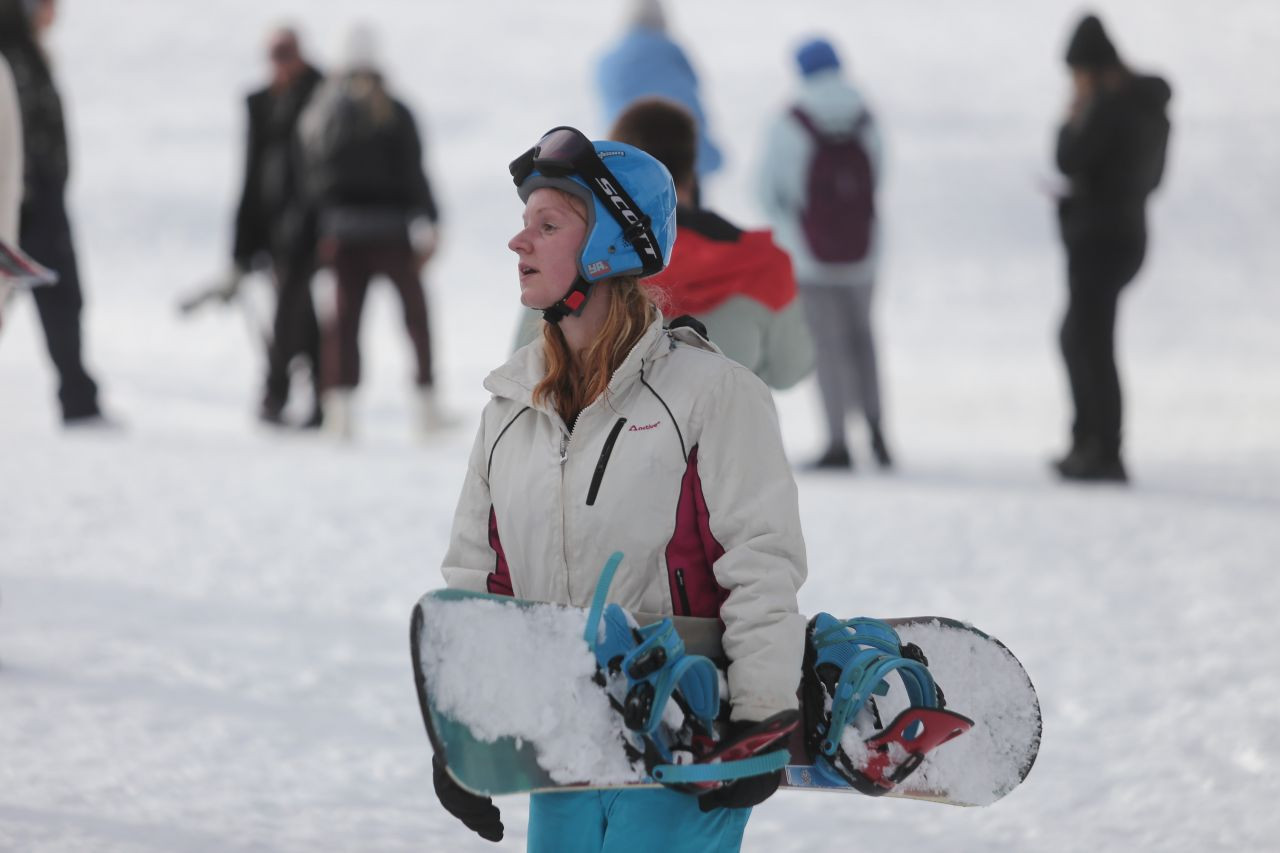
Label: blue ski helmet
xmin=511 ymin=128 xmax=677 ymax=284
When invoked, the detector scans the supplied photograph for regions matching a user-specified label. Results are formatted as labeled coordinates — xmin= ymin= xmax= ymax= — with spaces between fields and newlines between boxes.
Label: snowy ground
xmin=2 ymin=1 xmax=1278 ymax=850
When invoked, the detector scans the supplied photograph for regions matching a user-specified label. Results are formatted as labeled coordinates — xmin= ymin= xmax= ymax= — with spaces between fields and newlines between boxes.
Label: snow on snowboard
xmin=411 ymin=556 xmax=1040 ymax=808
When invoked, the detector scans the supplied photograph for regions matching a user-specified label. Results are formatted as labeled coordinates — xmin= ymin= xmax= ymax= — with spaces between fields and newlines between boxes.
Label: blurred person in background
xmin=758 ymin=37 xmax=892 ymax=471
xmin=1052 ymin=14 xmax=1170 ymax=483
xmin=611 ymin=97 xmax=813 ymax=391
xmin=0 ymin=0 xmax=108 ymax=425
xmin=0 ymin=45 xmax=21 ymax=328
xmin=596 ymin=0 xmax=723 ymax=190
xmin=299 ymin=23 xmax=442 ymax=441
xmin=229 ymin=25 xmax=324 ymax=428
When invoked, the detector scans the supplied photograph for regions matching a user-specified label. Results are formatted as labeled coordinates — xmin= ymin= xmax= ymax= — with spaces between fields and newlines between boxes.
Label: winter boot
xmin=63 ymin=411 xmax=122 ymax=431
xmin=869 ymin=423 xmax=894 ymax=469
xmin=809 ymin=445 xmax=852 ymax=470
xmin=1054 ymin=439 xmax=1128 ymax=483
xmin=322 ymin=389 xmax=355 ymax=441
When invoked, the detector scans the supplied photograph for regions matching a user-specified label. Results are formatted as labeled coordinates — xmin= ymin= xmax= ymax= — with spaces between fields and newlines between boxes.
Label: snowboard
xmin=0 ymin=238 xmax=58 ymax=289
xmin=411 ymin=587 xmax=1040 ymax=808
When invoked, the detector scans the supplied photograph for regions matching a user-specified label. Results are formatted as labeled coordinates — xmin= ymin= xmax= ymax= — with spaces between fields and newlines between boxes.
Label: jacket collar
xmin=484 ymin=314 xmax=694 ymax=414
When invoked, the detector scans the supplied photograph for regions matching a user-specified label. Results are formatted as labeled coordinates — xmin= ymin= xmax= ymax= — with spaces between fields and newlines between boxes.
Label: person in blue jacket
xmin=596 ymin=0 xmax=723 ymax=185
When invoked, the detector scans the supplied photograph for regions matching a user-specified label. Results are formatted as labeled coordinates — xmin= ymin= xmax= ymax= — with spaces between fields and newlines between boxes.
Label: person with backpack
xmin=610 ymin=97 xmax=813 ymax=390
xmin=1052 ymin=14 xmax=1171 ymax=483
xmin=433 ymin=126 xmax=806 ymax=851
xmin=758 ymin=37 xmax=892 ymax=470
xmin=298 ymin=24 xmax=443 ymax=440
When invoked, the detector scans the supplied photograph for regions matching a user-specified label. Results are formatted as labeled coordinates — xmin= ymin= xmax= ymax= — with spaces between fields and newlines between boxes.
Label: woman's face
xmin=509 ymin=188 xmax=588 ymax=310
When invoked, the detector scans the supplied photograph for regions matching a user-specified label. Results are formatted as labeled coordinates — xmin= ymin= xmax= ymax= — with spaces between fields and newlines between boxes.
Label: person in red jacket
xmin=611 ymin=97 xmax=813 ymax=392
xmin=511 ymin=99 xmax=812 ymax=393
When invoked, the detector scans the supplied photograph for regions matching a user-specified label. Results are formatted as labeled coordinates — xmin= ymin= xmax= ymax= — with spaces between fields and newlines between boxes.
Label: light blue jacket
xmin=596 ymin=28 xmax=724 ymax=178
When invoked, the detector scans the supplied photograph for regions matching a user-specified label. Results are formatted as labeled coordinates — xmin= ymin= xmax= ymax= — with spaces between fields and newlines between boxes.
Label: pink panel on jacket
xmin=486 ymin=506 xmax=513 ymax=596
xmin=665 ymin=446 xmax=729 ymax=618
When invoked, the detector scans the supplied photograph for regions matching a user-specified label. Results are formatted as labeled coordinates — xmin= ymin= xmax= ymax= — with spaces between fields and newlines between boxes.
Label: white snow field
xmin=2 ymin=0 xmax=1278 ymax=850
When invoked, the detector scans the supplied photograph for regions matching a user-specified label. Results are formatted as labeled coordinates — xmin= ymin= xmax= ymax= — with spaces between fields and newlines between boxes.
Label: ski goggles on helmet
xmin=509 ymin=126 xmax=665 ymax=277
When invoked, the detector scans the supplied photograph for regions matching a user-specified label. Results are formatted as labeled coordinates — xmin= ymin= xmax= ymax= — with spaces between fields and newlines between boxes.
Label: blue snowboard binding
xmin=802 ymin=613 xmax=973 ymax=795
xmin=585 ymin=553 xmax=795 ymax=793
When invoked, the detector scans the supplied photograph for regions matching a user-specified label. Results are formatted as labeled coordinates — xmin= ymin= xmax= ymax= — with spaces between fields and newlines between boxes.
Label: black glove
xmin=695 ymin=714 xmax=795 ymax=812
xmin=698 ymin=767 xmax=782 ymax=812
xmin=432 ymin=753 xmax=504 ymax=842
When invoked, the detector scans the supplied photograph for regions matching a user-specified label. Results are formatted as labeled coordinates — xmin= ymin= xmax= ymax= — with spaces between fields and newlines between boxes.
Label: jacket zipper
xmin=585 ymin=417 xmax=627 ymax=506
xmin=559 ymin=428 xmax=572 ymax=601
xmin=674 ymin=568 xmax=692 ymax=616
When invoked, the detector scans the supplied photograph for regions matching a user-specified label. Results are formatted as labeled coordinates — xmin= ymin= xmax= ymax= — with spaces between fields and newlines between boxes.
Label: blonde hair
xmin=534 ymin=278 xmax=658 ymax=425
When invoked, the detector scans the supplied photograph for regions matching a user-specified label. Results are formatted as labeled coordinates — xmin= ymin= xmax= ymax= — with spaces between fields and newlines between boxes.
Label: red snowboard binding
xmin=845 ymin=706 xmax=973 ymax=795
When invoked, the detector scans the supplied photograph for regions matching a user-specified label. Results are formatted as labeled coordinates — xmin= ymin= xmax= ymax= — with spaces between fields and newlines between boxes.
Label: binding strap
xmin=810 ymin=616 xmax=940 ymax=756
xmin=584 ymin=551 xmax=625 ymax=648
xmin=584 ymin=553 xmax=792 ymax=789
xmin=652 ymin=750 xmax=789 ymax=785
xmin=805 ymin=613 xmax=973 ymax=794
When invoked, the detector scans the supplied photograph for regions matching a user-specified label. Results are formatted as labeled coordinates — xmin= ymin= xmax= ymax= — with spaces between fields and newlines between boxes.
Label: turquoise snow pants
xmin=527 ymin=788 xmax=750 ymax=853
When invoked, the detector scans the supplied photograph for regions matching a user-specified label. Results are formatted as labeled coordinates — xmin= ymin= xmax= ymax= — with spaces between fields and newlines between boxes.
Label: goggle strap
xmin=576 ymin=165 xmax=664 ymax=277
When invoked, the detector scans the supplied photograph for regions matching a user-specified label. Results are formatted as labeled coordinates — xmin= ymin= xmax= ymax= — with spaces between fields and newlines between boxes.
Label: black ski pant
xmin=20 ymin=181 xmax=100 ymax=421
xmin=262 ymin=249 xmax=322 ymax=415
xmin=1059 ymin=235 xmax=1146 ymax=458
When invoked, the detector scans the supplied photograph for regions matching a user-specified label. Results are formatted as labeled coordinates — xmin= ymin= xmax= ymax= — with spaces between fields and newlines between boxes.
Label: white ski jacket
xmin=442 ymin=317 xmax=807 ymax=721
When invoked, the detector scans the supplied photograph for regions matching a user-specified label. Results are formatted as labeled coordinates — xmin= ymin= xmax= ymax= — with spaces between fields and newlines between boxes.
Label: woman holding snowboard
xmin=434 ymin=126 xmax=807 ymax=851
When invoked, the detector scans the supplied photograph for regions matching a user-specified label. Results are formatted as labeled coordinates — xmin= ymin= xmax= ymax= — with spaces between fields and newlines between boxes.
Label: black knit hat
xmin=1065 ymin=14 xmax=1120 ymax=68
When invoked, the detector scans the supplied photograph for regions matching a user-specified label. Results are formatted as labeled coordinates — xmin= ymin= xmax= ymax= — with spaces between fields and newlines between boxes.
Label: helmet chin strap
xmin=540 ymin=275 xmax=596 ymax=324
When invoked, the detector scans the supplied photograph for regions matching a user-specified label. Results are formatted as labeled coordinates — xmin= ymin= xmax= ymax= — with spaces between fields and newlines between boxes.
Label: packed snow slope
xmin=2 ymin=1 xmax=1278 ymax=851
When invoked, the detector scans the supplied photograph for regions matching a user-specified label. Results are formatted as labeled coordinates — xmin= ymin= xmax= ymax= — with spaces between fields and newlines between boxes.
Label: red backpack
xmin=790 ymin=107 xmax=876 ymax=263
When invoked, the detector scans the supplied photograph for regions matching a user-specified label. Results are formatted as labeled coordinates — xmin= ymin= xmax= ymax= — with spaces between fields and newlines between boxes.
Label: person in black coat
xmin=0 ymin=0 xmax=105 ymax=424
xmin=232 ymin=26 xmax=324 ymax=427
xmin=1053 ymin=14 xmax=1171 ymax=482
